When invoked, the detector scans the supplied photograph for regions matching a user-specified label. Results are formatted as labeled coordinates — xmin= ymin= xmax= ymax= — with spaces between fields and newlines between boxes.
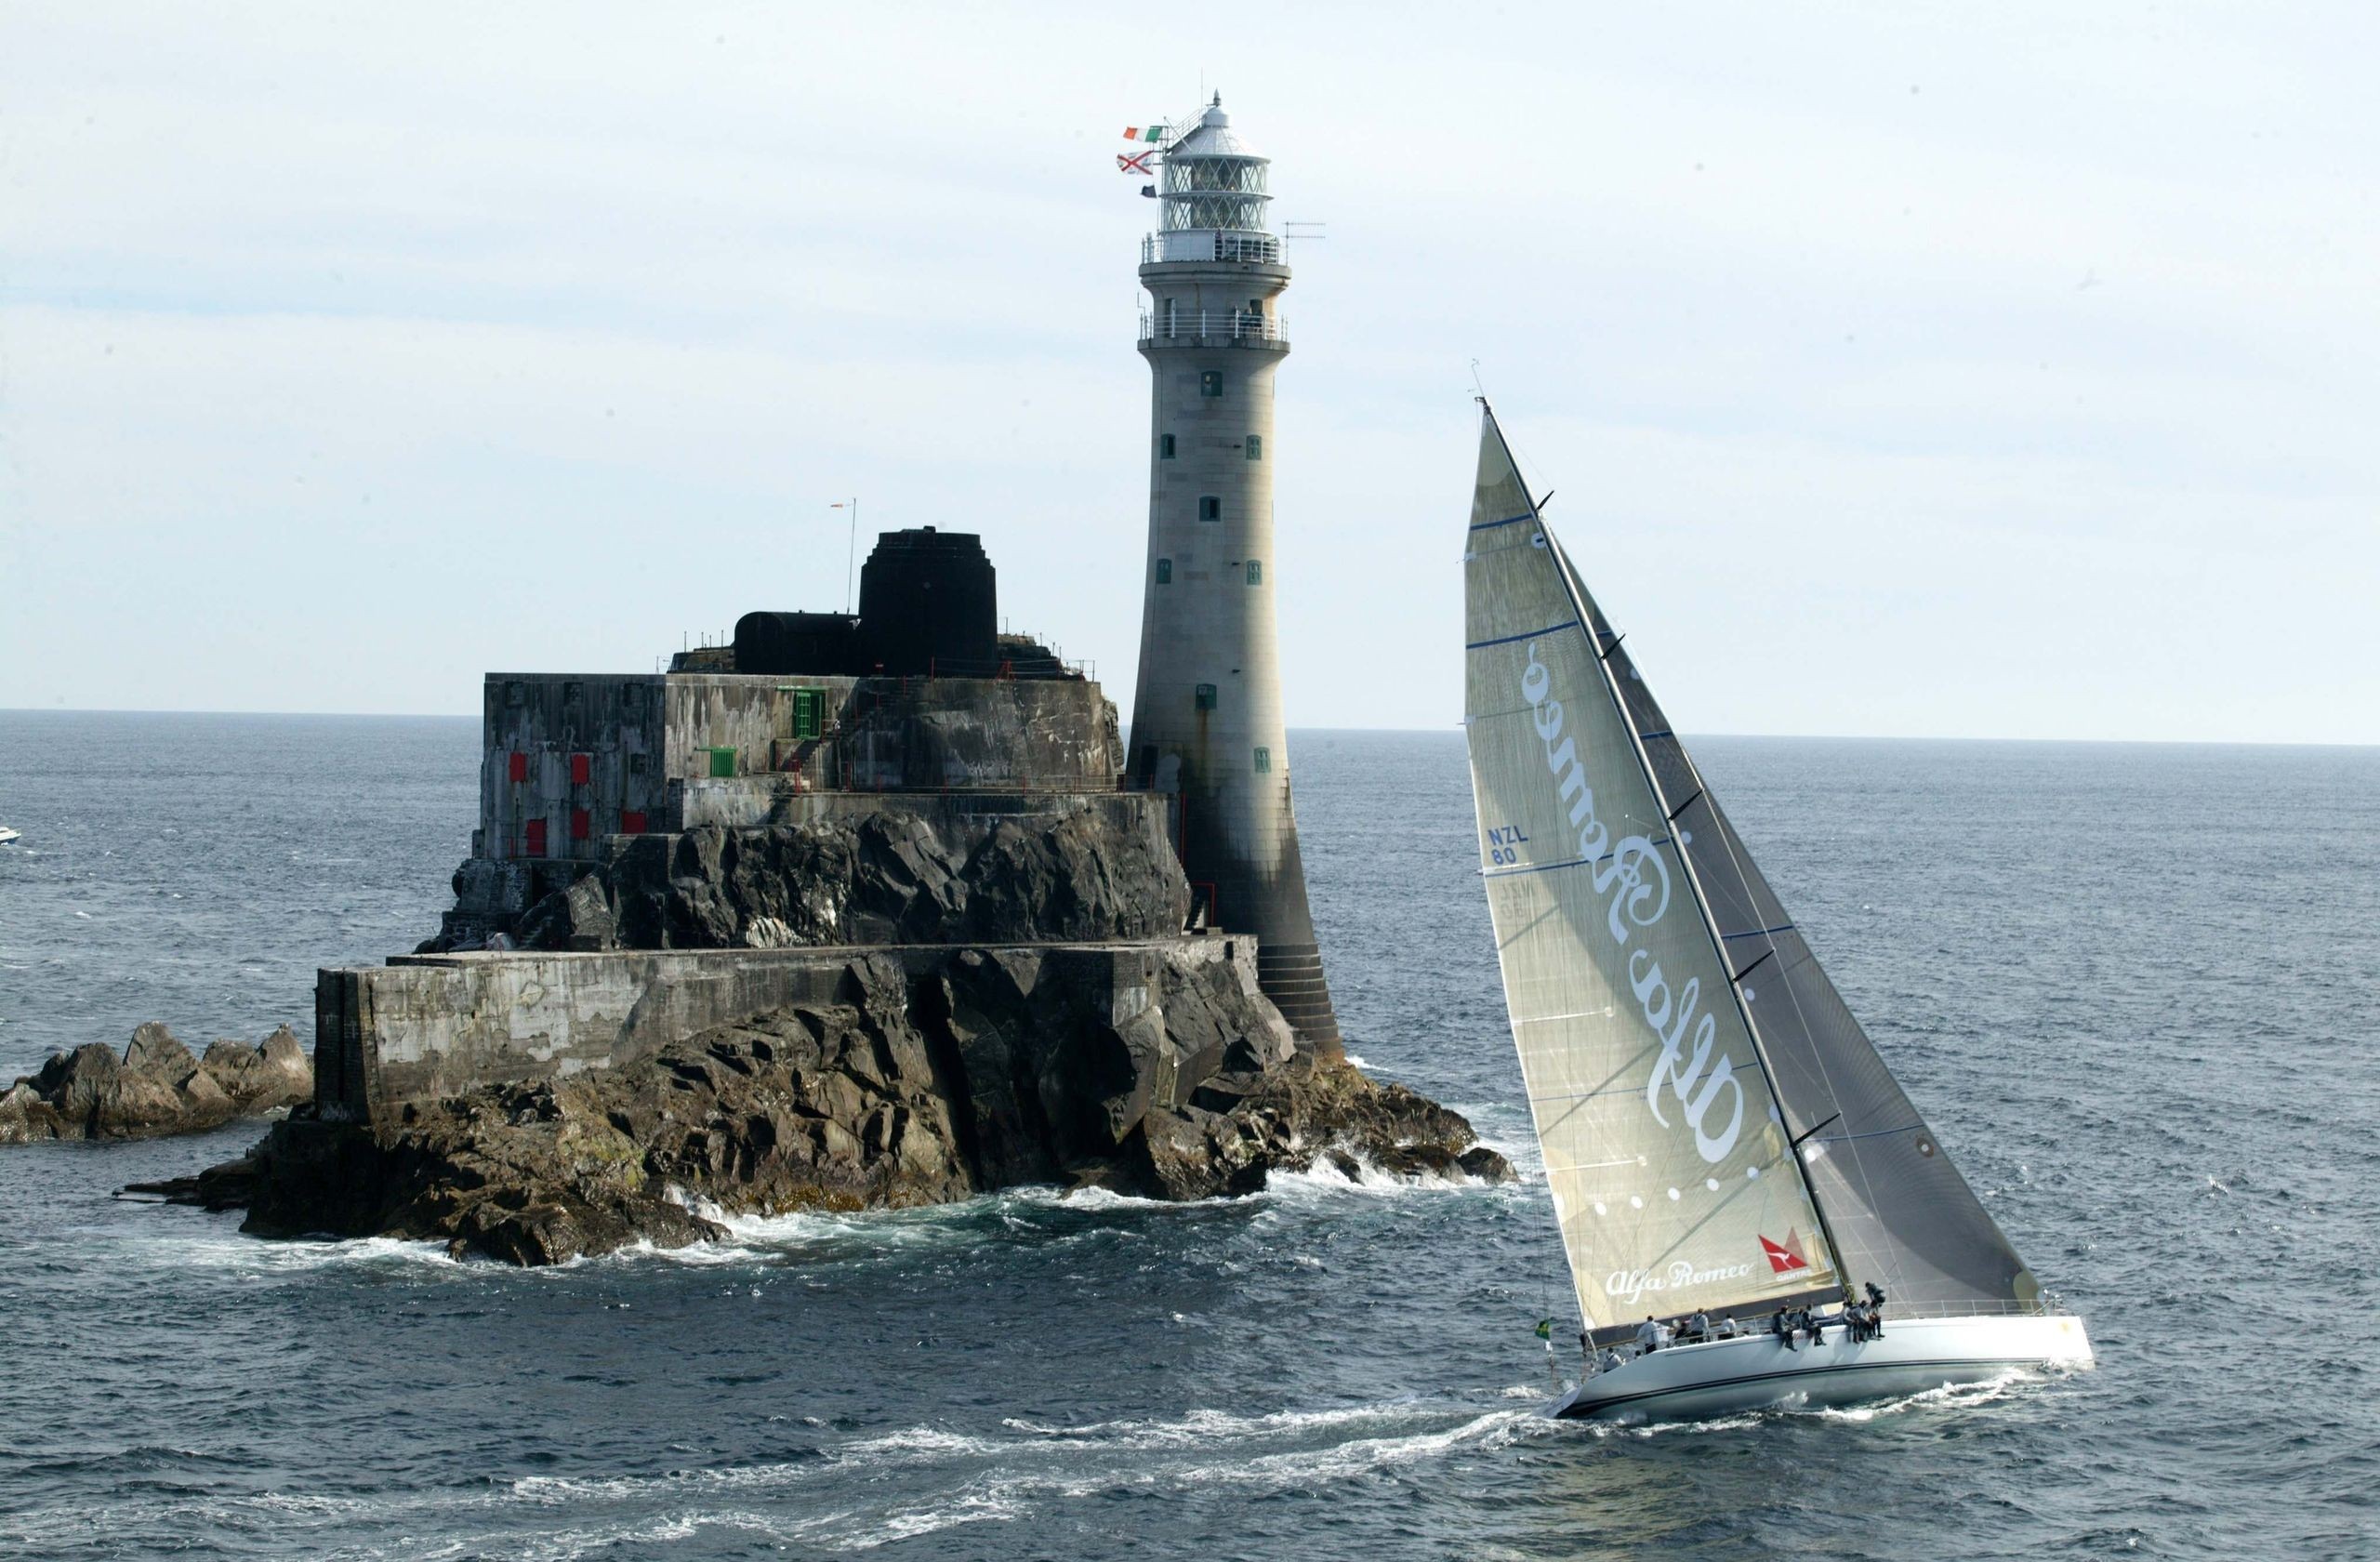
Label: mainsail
xmin=1461 ymin=404 xmax=2036 ymax=1343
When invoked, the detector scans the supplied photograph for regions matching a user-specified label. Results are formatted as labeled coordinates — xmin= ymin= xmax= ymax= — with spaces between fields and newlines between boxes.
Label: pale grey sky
xmin=4 ymin=2 xmax=2373 ymax=741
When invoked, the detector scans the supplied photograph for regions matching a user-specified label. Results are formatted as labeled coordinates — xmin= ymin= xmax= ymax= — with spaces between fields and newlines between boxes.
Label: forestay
xmin=1461 ymin=406 xmax=1843 ymax=1340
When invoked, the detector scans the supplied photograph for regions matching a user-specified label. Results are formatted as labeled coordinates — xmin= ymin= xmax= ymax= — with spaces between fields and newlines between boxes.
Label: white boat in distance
xmin=0 ymin=827 xmax=20 ymax=847
xmin=1459 ymin=403 xmax=2092 ymax=1421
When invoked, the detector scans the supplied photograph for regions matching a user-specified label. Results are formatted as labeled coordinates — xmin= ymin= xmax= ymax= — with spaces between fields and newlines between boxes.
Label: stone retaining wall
xmin=313 ymin=935 xmax=1255 ymax=1128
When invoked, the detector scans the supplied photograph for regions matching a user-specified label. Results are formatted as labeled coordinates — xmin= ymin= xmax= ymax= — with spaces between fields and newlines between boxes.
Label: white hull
xmin=0 ymin=827 xmax=18 ymax=846
xmin=1552 ymin=1313 xmax=2092 ymax=1422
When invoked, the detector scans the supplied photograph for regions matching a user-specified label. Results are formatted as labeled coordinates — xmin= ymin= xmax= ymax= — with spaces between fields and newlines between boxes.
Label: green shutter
xmin=708 ymin=746 xmax=738 ymax=777
xmin=790 ymin=688 xmax=825 ymax=740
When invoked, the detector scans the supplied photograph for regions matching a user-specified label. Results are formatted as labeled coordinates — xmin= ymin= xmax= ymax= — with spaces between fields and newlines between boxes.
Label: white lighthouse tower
xmin=1127 ymin=97 xmax=1342 ymax=1053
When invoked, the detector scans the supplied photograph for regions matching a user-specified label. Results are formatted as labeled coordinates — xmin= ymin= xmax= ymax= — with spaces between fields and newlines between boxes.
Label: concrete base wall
xmin=314 ymin=935 xmax=1255 ymax=1127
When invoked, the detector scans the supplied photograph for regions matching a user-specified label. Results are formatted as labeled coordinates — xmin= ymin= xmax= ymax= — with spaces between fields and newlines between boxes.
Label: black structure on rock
xmin=732 ymin=527 xmax=1001 ymax=678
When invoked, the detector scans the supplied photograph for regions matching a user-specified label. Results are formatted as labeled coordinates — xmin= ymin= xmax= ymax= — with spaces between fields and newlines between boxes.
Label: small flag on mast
xmin=1123 ymin=125 xmax=1166 ymax=143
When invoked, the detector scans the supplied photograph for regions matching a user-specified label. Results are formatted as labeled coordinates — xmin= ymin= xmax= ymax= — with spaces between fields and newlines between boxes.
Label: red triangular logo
xmin=1759 ymin=1229 xmax=1809 ymax=1274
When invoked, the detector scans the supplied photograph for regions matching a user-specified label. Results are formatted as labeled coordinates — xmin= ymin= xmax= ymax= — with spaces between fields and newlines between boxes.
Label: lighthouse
xmin=1127 ymin=97 xmax=1342 ymax=1054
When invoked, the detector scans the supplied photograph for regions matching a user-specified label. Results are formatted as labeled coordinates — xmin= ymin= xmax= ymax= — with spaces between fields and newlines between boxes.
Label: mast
xmin=1484 ymin=403 xmax=1850 ymax=1302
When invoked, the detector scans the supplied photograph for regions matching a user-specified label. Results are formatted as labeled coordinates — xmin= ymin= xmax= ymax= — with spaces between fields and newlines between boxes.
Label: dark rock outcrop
xmin=2 ymin=1024 xmax=309 ymax=1145
xmin=430 ymin=803 xmax=1192 ymax=956
xmin=206 ymin=947 xmax=1512 ymax=1264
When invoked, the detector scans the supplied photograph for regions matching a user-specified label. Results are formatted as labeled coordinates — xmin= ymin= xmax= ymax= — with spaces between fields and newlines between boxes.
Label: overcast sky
xmin=4 ymin=3 xmax=2373 ymax=741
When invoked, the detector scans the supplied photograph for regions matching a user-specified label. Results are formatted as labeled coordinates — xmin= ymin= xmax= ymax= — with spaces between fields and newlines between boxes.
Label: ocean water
xmin=1 ymin=712 xmax=2374 ymax=1560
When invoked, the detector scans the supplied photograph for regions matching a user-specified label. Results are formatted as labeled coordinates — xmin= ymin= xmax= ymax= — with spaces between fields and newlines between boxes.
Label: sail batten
xmin=1461 ymin=402 xmax=2039 ymax=1333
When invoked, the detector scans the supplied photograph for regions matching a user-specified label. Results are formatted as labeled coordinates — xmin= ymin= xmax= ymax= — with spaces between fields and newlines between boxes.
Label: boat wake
xmin=0 ymin=1394 xmax=1545 ymax=1558
xmin=1805 ymin=1365 xmax=2042 ymax=1422
xmin=1554 ymin=1363 xmax=2054 ymax=1439
xmin=8 ymin=1367 xmax=2079 ymax=1561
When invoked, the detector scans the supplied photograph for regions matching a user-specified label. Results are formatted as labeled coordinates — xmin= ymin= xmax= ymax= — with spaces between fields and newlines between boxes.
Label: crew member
xmin=1636 ymin=1315 xmax=1661 ymax=1354
xmin=1771 ymin=1308 xmax=1796 ymax=1351
xmin=1686 ymin=1310 xmax=1710 ymax=1344
xmin=1866 ymin=1281 xmax=1887 ymax=1338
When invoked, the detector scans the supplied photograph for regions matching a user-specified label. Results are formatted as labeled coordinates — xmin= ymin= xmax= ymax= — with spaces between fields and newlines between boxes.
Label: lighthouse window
xmin=1200 ymin=370 xmax=1223 ymax=398
xmin=1246 ymin=560 xmax=1262 ymax=585
xmin=1156 ymin=558 xmax=1172 ymax=585
xmin=1253 ymin=747 xmax=1272 ymax=774
xmin=1196 ymin=684 xmax=1218 ymax=711
xmin=1245 ymin=435 xmax=1262 ymax=460
xmin=1159 ymin=433 xmax=1176 ymax=459
xmin=1198 ymin=496 xmax=1222 ymax=522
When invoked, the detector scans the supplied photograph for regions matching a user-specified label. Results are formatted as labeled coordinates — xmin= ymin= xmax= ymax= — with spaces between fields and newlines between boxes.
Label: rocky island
xmin=141 ymin=530 xmax=1509 ymax=1264
xmin=2 ymin=1023 xmax=308 ymax=1144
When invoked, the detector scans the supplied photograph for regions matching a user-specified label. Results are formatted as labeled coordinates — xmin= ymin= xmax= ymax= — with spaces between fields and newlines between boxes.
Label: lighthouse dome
xmin=1167 ymin=100 xmax=1264 ymax=163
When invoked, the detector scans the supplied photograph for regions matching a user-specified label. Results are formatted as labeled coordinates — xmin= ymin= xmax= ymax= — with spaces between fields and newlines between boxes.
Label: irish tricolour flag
xmin=1123 ymin=124 xmax=1166 ymax=142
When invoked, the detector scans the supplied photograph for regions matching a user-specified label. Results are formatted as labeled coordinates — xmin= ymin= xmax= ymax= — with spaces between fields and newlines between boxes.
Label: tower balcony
xmin=1143 ymin=232 xmax=1282 ymax=265
xmin=1137 ymin=307 xmax=1289 ymax=352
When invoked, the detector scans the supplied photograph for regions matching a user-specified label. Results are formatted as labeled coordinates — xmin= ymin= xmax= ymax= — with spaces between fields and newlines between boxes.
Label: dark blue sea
xmin=2 ymin=713 xmax=2374 ymax=1559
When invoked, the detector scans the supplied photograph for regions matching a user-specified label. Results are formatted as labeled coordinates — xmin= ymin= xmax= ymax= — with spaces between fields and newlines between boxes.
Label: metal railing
xmin=1141 ymin=232 xmax=1283 ymax=266
xmin=1136 ymin=308 xmax=1287 ymax=348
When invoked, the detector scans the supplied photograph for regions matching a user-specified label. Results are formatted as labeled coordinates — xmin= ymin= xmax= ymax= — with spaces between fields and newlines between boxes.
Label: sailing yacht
xmin=1460 ymin=403 xmax=2092 ymax=1421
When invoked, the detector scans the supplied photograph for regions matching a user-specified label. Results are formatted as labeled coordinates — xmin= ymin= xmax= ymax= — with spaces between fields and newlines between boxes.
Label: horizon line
xmin=2 ymin=708 xmax=2373 ymax=751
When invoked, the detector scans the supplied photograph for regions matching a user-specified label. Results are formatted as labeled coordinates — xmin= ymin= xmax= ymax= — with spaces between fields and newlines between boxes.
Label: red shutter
xmin=508 ymin=751 xmax=529 ymax=783
xmin=570 ymin=808 xmax=591 ymax=841
xmin=570 ymin=752 xmax=591 ymax=786
xmin=523 ymin=818 xmax=547 ymax=856
xmin=620 ymin=810 xmax=648 ymax=834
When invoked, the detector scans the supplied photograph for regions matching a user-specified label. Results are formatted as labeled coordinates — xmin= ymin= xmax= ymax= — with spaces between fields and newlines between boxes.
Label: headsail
xmin=1461 ymin=406 xmax=1842 ymax=1340
xmin=1461 ymin=403 xmax=2038 ymax=1338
